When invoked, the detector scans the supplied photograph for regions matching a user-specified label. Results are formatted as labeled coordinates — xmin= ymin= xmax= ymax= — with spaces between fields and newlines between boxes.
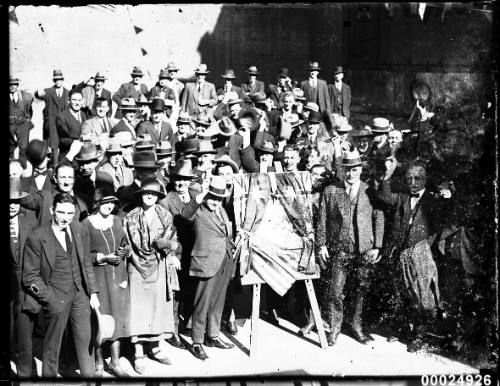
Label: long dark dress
xmin=82 ymin=215 xmax=131 ymax=341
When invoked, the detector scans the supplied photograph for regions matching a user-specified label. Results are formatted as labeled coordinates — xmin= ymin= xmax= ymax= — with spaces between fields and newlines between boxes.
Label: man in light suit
xmin=22 ymin=192 xmax=100 ymax=377
xmin=241 ymin=65 xmax=265 ymax=99
xmin=81 ymin=98 xmax=117 ymax=148
xmin=136 ymin=98 xmax=175 ymax=146
xmin=112 ymin=67 xmax=149 ymax=119
xmin=300 ymin=61 xmax=331 ymax=114
xmin=98 ymin=139 xmax=134 ymax=192
xmin=328 ymin=66 xmax=351 ymax=119
xmin=181 ymin=176 xmax=235 ymax=360
xmin=316 ymin=150 xmax=384 ymax=346
xmin=9 ymin=77 xmax=34 ymax=162
xmin=180 ymin=64 xmax=218 ymax=118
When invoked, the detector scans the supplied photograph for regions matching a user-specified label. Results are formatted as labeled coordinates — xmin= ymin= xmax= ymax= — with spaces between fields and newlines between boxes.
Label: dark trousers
xmin=42 ymin=286 xmax=94 ymax=378
xmin=9 ymin=122 xmax=31 ymax=162
xmin=191 ymin=256 xmax=232 ymax=344
xmin=14 ymin=308 xmax=38 ymax=377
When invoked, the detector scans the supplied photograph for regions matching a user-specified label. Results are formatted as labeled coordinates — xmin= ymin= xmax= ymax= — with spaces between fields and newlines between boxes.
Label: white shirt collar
xmin=345 ymin=180 xmax=361 ymax=195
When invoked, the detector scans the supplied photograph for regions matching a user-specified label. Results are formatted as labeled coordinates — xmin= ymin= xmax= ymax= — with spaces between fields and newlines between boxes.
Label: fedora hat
xmin=135 ymin=137 xmax=156 ymax=151
xmin=135 ymin=178 xmax=166 ymax=199
xmin=177 ymin=111 xmax=191 ymax=124
xmin=194 ymin=64 xmax=210 ymax=74
xmin=172 ymin=157 xmax=196 ymax=179
xmin=207 ymin=175 xmax=230 ymax=198
xmin=255 ymin=140 xmax=276 ymax=154
xmin=308 ymin=61 xmax=322 ymax=71
xmin=74 ymin=143 xmax=101 ymax=162
xmin=26 ymin=139 xmax=50 ymax=166
xmin=193 ymin=140 xmax=217 ymax=155
xmin=221 ymin=69 xmax=236 ymax=79
xmin=239 ymin=108 xmax=261 ymax=132
xmin=136 ymin=94 xmax=151 ymax=106
xmin=113 ymin=131 xmax=135 ymax=148
xmin=156 ymin=141 xmax=175 ymax=157
xmin=351 ymin=125 xmax=373 ymax=138
xmin=119 ymin=97 xmax=138 ymax=111
xmin=158 ymin=68 xmax=169 ymax=78
xmin=175 ymin=138 xmax=200 ymax=155
xmin=94 ymin=72 xmax=107 ymax=81
xmin=293 ymin=88 xmax=306 ymax=101
xmin=166 ymin=62 xmax=180 ymax=72
xmin=10 ymin=76 xmax=20 ymax=85
xmin=308 ymin=111 xmax=322 ymax=124
xmin=95 ymin=307 xmax=115 ymax=346
xmin=213 ymin=154 xmax=239 ymax=173
xmin=193 ymin=114 xmax=211 ymax=127
xmin=333 ymin=66 xmax=344 ymax=75
xmin=341 ymin=149 xmax=363 ymax=167
xmin=150 ymin=98 xmax=167 ymax=112
xmin=372 ymin=117 xmax=391 ymax=133
xmin=246 ymin=65 xmax=260 ymax=75
xmin=278 ymin=67 xmax=290 ymax=78
xmin=336 ymin=122 xmax=353 ymax=133
xmin=10 ymin=177 xmax=29 ymax=201
xmin=218 ymin=116 xmax=237 ymax=137
xmin=132 ymin=150 xmax=161 ymax=168
xmin=303 ymin=102 xmax=319 ymax=112
xmin=130 ymin=66 xmax=144 ymax=77
xmin=105 ymin=138 xmax=123 ymax=154
xmin=52 ymin=69 xmax=64 ymax=80
xmin=227 ymin=97 xmax=244 ymax=106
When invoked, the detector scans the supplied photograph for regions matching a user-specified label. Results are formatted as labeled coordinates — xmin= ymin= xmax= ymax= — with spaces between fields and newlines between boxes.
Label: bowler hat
xmin=221 ymin=69 xmax=236 ymax=79
xmin=303 ymin=102 xmax=319 ymax=112
xmin=130 ymin=66 xmax=144 ymax=77
xmin=52 ymin=69 xmax=64 ymax=80
xmin=255 ymin=140 xmax=276 ymax=154
xmin=207 ymin=175 xmax=230 ymax=198
xmin=308 ymin=111 xmax=322 ymax=124
xmin=351 ymin=125 xmax=373 ymax=138
xmin=278 ymin=68 xmax=290 ymax=78
xmin=105 ymin=138 xmax=123 ymax=154
xmin=10 ymin=178 xmax=29 ymax=201
xmin=372 ymin=117 xmax=391 ymax=133
xmin=341 ymin=149 xmax=362 ymax=167
xmin=135 ymin=178 xmax=166 ymax=200
xmin=333 ymin=66 xmax=344 ymax=75
xmin=192 ymin=140 xmax=217 ymax=155
xmin=213 ymin=155 xmax=239 ymax=173
xmin=218 ymin=116 xmax=237 ymax=136
xmin=119 ymin=98 xmax=138 ymax=111
xmin=308 ymin=61 xmax=322 ymax=71
xmin=132 ymin=150 xmax=161 ymax=168
xmin=193 ymin=114 xmax=211 ymax=127
xmin=175 ymin=138 xmax=200 ymax=155
xmin=150 ymin=98 xmax=167 ymax=112
xmin=10 ymin=76 xmax=20 ymax=85
xmin=177 ymin=111 xmax=191 ymax=124
xmin=94 ymin=72 xmax=107 ymax=81
xmin=166 ymin=62 xmax=180 ymax=72
xmin=113 ymin=131 xmax=135 ymax=148
xmin=171 ymin=157 xmax=196 ymax=179
xmin=194 ymin=64 xmax=210 ymax=74
xmin=158 ymin=68 xmax=169 ymax=78
xmin=26 ymin=139 xmax=50 ymax=166
xmin=95 ymin=307 xmax=115 ymax=346
xmin=156 ymin=141 xmax=175 ymax=157
xmin=246 ymin=65 xmax=260 ymax=75
xmin=74 ymin=143 xmax=101 ymax=162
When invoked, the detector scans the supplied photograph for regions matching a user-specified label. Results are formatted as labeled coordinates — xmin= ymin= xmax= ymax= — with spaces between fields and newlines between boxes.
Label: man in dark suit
xmin=241 ymin=66 xmax=265 ymax=99
xmin=300 ymin=61 xmax=331 ymax=114
xmin=22 ymin=139 xmax=55 ymax=195
xmin=22 ymin=192 xmax=100 ymax=377
xmin=148 ymin=68 xmax=176 ymax=101
xmin=112 ymin=67 xmax=149 ymax=119
xmin=10 ymin=179 xmax=39 ymax=378
xmin=180 ymin=64 xmax=218 ymax=118
xmin=316 ymin=150 xmax=384 ymax=346
xmin=9 ymin=77 xmax=34 ymax=162
xmin=56 ymin=90 xmax=88 ymax=161
xmin=35 ymin=69 xmax=70 ymax=162
xmin=181 ymin=176 xmax=235 ymax=360
xmin=110 ymin=98 xmax=140 ymax=140
xmin=267 ymin=67 xmax=293 ymax=109
xmin=72 ymin=72 xmax=113 ymax=118
xmin=216 ymin=69 xmax=243 ymax=103
xmin=136 ymin=98 xmax=175 ymax=146
xmin=328 ymin=66 xmax=351 ymax=119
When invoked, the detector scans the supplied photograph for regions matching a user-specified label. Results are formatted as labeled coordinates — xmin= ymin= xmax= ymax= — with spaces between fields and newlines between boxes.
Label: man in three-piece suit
xmin=300 ymin=61 xmax=331 ymax=114
xmin=180 ymin=64 xmax=218 ymax=118
xmin=56 ymin=90 xmax=89 ymax=161
xmin=316 ymin=151 xmax=384 ymax=346
xmin=181 ymin=176 xmax=236 ymax=361
xmin=328 ymin=66 xmax=351 ymax=119
xmin=240 ymin=65 xmax=265 ymax=99
xmin=9 ymin=77 xmax=34 ymax=162
xmin=72 ymin=72 xmax=113 ymax=118
xmin=22 ymin=192 xmax=100 ymax=377
xmin=136 ymin=98 xmax=175 ymax=146
xmin=35 ymin=70 xmax=70 ymax=162
xmin=112 ymin=67 xmax=149 ymax=119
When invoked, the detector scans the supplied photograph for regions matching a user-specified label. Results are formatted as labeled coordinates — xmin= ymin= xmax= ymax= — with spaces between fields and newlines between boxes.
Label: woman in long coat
xmin=123 ymin=178 xmax=181 ymax=374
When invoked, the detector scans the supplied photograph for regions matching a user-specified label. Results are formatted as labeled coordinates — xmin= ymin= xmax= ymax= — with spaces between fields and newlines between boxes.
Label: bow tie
xmin=409 ymin=192 xmax=420 ymax=198
xmin=34 ymin=170 xmax=48 ymax=178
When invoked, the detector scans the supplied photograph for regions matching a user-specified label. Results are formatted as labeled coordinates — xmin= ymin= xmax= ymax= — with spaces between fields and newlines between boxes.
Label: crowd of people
xmin=8 ymin=61 xmax=494 ymax=378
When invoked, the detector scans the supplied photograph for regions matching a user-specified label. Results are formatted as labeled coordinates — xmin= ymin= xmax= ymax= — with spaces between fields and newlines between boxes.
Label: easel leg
xmin=249 ymin=283 xmax=261 ymax=357
xmin=305 ymin=279 xmax=328 ymax=349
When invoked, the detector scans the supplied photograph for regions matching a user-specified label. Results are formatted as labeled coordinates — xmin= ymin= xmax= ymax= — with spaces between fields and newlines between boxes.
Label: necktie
xmin=34 ymin=169 xmax=48 ymax=178
xmin=10 ymin=219 xmax=18 ymax=243
xmin=347 ymin=185 xmax=356 ymax=202
xmin=11 ymin=94 xmax=18 ymax=103
xmin=115 ymin=167 xmax=123 ymax=186
xmin=64 ymin=229 xmax=72 ymax=255
xmin=101 ymin=119 xmax=108 ymax=133
xmin=215 ymin=208 xmax=224 ymax=224
xmin=197 ymin=84 xmax=202 ymax=93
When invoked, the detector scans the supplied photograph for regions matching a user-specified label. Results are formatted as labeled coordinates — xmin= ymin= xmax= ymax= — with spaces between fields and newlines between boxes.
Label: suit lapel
xmin=42 ymin=227 xmax=57 ymax=269
xmin=70 ymin=223 xmax=85 ymax=267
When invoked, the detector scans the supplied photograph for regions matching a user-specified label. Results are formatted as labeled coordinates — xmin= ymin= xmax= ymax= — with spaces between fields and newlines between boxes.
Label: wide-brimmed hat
xmin=156 ymin=140 xmax=175 ymax=157
xmin=166 ymin=62 xmax=180 ymax=72
xmin=207 ymin=175 xmax=230 ymax=198
xmin=130 ymin=66 xmax=144 ymax=77
xmin=278 ymin=67 xmax=290 ymax=78
xmin=94 ymin=185 xmax=120 ymax=208
xmin=75 ymin=143 xmax=101 ymax=162
xmin=105 ymin=138 xmax=123 ymax=154
xmin=213 ymin=154 xmax=239 ymax=173
xmin=341 ymin=149 xmax=363 ymax=167
xmin=94 ymin=72 xmax=107 ymax=81
xmin=227 ymin=97 xmax=244 ymax=106
xmin=150 ymin=98 xmax=167 ymax=112
xmin=192 ymin=140 xmax=217 ymax=155
xmin=303 ymin=102 xmax=319 ymax=112
xmin=372 ymin=117 xmax=391 ymax=133
xmin=158 ymin=68 xmax=169 ymax=79
xmin=218 ymin=116 xmax=237 ymax=137
xmin=333 ymin=66 xmax=344 ymax=75
xmin=307 ymin=111 xmax=322 ymax=124
xmin=177 ymin=111 xmax=191 ymax=124
xmin=336 ymin=122 xmax=353 ymax=133
xmin=351 ymin=125 xmax=373 ymax=138
xmin=194 ymin=64 xmax=210 ymax=74
xmin=119 ymin=98 xmax=138 ymax=111
xmin=10 ymin=178 xmax=29 ymax=201
xmin=52 ymin=69 xmax=64 ymax=80
xmin=26 ymin=139 xmax=50 ymax=166
xmin=193 ymin=114 xmax=211 ymax=127
xmin=171 ymin=157 xmax=196 ymax=179
xmin=175 ymin=138 xmax=200 ymax=155
xmin=221 ymin=69 xmax=236 ymax=79
xmin=308 ymin=61 xmax=322 ymax=71
xmin=135 ymin=178 xmax=166 ymax=199
xmin=293 ymin=88 xmax=306 ymax=101
xmin=136 ymin=94 xmax=151 ymax=106
xmin=132 ymin=150 xmax=161 ymax=168
xmin=246 ymin=65 xmax=260 ymax=75
xmin=255 ymin=140 xmax=276 ymax=154
xmin=135 ymin=136 xmax=156 ymax=151
xmin=10 ymin=76 xmax=20 ymax=85
xmin=95 ymin=307 xmax=115 ymax=346
xmin=113 ymin=131 xmax=135 ymax=148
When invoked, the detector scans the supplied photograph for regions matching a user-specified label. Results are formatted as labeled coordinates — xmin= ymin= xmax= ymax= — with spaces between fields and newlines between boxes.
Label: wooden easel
xmin=240 ymin=270 xmax=328 ymax=357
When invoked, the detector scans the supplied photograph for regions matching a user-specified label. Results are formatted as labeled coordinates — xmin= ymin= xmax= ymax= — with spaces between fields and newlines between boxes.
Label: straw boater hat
xmin=227 ymin=97 xmax=244 ymax=106
xmin=74 ymin=143 xmax=101 ymax=162
xmin=194 ymin=64 xmax=210 ymax=75
xmin=293 ymin=89 xmax=306 ymax=102
xmin=135 ymin=178 xmax=166 ymax=199
xmin=171 ymin=157 xmax=196 ymax=179
xmin=105 ymin=138 xmax=123 ymax=154
xmin=213 ymin=154 xmax=239 ymax=173
xmin=95 ymin=307 xmax=115 ymax=346
xmin=193 ymin=114 xmax=212 ymax=127
xmin=207 ymin=175 xmax=230 ymax=198
xmin=246 ymin=65 xmax=260 ymax=75
xmin=166 ymin=62 xmax=180 ymax=72
xmin=221 ymin=69 xmax=236 ymax=79
xmin=132 ymin=150 xmax=162 ymax=168
xmin=303 ymin=102 xmax=320 ymax=112
xmin=119 ymin=98 xmax=139 ymax=111
xmin=351 ymin=125 xmax=373 ymax=138
xmin=371 ymin=117 xmax=391 ymax=134
xmin=308 ymin=61 xmax=322 ymax=71
xmin=130 ymin=66 xmax=144 ymax=77
xmin=156 ymin=141 xmax=175 ymax=158
xmin=192 ymin=140 xmax=217 ymax=155
xmin=336 ymin=122 xmax=353 ymax=133
xmin=10 ymin=178 xmax=29 ymax=201
xmin=177 ymin=111 xmax=191 ymax=124
xmin=113 ymin=131 xmax=135 ymax=148
xmin=341 ymin=149 xmax=363 ymax=167
xmin=52 ymin=69 xmax=64 ymax=80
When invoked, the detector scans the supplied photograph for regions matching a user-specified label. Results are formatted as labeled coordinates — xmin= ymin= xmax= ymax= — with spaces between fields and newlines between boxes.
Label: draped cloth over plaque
xmin=233 ymin=172 xmax=318 ymax=296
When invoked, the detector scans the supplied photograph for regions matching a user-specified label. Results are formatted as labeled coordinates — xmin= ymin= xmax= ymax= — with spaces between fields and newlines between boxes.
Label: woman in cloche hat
xmin=123 ymin=178 xmax=180 ymax=373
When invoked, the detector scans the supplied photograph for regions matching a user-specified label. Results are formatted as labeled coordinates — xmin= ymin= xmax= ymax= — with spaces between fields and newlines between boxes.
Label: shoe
xmin=407 ymin=337 xmax=425 ymax=352
xmin=298 ymin=321 xmax=315 ymax=336
xmin=204 ymin=336 xmax=235 ymax=349
xmin=108 ymin=362 xmax=129 ymax=377
xmin=327 ymin=325 xmax=341 ymax=346
xmin=347 ymin=326 xmax=370 ymax=345
xmin=191 ymin=344 xmax=208 ymax=360
xmin=166 ymin=334 xmax=186 ymax=349
xmin=149 ymin=349 xmax=172 ymax=365
xmin=387 ymin=335 xmax=399 ymax=342
xmin=365 ymin=332 xmax=375 ymax=341
xmin=221 ymin=320 xmax=238 ymax=335
xmin=133 ymin=356 xmax=146 ymax=374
